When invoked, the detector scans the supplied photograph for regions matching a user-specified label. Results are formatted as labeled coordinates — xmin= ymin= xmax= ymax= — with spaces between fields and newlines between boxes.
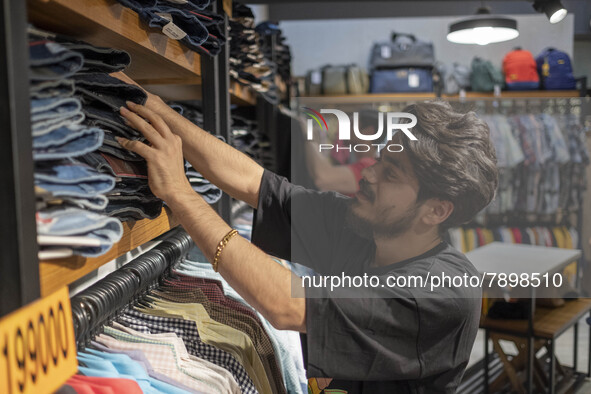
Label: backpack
xmin=535 ymin=48 xmax=576 ymax=90
xmin=305 ymin=64 xmax=369 ymax=95
xmin=443 ymin=63 xmax=471 ymax=95
xmin=503 ymin=49 xmax=539 ymax=90
xmin=470 ymin=57 xmax=504 ymax=92
xmin=370 ymin=67 xmax=433 ymax=93
xmin=369 ymin=32 xmax=435 ymax=70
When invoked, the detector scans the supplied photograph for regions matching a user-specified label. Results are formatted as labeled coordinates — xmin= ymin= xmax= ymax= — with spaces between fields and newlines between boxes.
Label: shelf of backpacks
xmin=302 ymin=90 xmax=581 ymax=104
xmin=27 ymin=0 xmax=203 ymax=85
xmin=38 ymin=207 xmax=179 ymax=297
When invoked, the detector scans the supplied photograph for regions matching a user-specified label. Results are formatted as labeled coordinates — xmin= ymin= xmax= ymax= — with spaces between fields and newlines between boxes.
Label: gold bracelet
xmin=212 ymin=229 xmax=239 ymax=272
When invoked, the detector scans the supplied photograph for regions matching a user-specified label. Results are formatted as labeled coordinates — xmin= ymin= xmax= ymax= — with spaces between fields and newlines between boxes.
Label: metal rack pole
xmin=201 ymin=0 xmax=231 ymax=224
xmin=0 ymin=0 xmax=40 ymax=316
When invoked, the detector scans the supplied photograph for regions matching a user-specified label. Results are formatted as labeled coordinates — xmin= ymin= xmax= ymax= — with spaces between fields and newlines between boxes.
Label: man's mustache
xmin=358 ymin=178 xmax=375 ymax=202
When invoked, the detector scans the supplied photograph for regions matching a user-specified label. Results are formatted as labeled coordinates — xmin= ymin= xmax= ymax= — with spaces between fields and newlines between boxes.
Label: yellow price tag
xmin=0 ymin=287 xmax=77 ymax=394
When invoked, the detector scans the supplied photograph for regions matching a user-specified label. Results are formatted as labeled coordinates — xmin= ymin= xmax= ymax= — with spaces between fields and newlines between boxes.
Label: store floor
xmin=466 ymin=316 xmax=591 ymax=391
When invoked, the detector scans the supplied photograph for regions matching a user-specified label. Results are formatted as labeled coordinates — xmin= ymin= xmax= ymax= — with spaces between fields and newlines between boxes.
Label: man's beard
xmin=344 ymin=199 xmax=420 ymax=240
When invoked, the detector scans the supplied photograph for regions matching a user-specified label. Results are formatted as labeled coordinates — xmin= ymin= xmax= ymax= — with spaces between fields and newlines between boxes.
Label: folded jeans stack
xmin=116 ymin=0 xmax=226 ymax=56
xmin=255 ymin=21 xmax=293 ymax=104
xmin=229 ymin=3 xmax=274 ymax=96
xmin=231 ymin=109 xmax=273 ymax=168
xmin=29 ymin=36 xmax=124 ymax=259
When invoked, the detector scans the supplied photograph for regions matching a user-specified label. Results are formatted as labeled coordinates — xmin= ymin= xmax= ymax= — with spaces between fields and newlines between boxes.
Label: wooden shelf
xmin=39 ymin=208 xmax=179 ymax=297
xmin=302 ymin=90 xmax=581 ymax=104
xmin=142 ymin=81 xmax=257 ymax=106
xmin=229 ymin=82 xmax=257 ymax=106
xmin=27 ymin=0 xmax=201 ymax=85
xmin=481 ymin=299 xmax=591 ymax=339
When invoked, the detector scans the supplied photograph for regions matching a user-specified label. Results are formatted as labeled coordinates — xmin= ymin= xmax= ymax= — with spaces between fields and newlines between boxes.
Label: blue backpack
xmin=535 ymin=48 xmax=576 ymax=90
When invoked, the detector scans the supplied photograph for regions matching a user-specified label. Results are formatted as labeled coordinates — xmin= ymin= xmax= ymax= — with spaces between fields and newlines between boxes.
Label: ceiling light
xmin=447 ymin=6 xmax=519 ymax=45
xmin=533 ymin=0 xmax=568 ymax=24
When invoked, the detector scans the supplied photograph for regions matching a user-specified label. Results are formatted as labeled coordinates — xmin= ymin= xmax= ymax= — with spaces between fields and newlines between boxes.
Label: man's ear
xmin=421 ymin=199 xmax=454 ymax=226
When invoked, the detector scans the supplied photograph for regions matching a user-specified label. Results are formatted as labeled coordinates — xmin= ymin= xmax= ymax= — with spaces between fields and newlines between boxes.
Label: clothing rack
xmin=70 ymin=228 xmax=193 ymax=348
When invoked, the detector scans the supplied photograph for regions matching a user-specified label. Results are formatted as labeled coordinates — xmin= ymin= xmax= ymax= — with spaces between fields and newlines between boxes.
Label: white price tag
xmin=381 ymin=45 xmax=392 ymax=59
xmin=408 ymin=73 xmax=420 ymax=88
xmin=493 ymin=84 xmax=501 ymax=97
xmin=311 ymin=71 xmax=322 ymax=85
xmin=155 ymin=13 xmax=187 ymax=40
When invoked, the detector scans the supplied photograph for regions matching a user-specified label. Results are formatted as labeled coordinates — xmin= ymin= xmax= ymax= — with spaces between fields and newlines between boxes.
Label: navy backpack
xmin=535 ymin=48 xmax=576 ymax=90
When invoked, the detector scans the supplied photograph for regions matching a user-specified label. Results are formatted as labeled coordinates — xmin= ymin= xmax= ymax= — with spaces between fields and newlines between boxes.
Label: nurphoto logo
xmin=303 ymin=107 xmax=417 ymax=153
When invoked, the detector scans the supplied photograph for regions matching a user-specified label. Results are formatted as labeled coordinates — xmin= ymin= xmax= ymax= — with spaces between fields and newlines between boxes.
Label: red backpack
xmin=503 ymin=49 xmax=540 ymax=90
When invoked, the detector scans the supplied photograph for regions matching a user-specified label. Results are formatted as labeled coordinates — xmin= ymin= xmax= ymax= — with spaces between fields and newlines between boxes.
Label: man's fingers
xmin=116 ymin=137 xmax=154 ymax=159
xmin=120 ymin=106 xmax=163 ymax=146
xmin=125 ymin=101 xmax=170 ymax=138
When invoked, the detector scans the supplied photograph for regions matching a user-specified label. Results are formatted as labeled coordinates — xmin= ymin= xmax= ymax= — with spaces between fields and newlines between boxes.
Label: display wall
xmin=280 ymin=14 xmax=575 ymax=76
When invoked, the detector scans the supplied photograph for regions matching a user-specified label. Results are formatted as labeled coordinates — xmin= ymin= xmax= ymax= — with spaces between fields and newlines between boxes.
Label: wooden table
xmin=466 ymin=242 xmax=583 ymax=394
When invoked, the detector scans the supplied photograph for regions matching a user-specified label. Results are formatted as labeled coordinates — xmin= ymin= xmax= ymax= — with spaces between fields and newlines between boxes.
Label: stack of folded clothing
xmin=229 ymin=3 xmax=274 ymax=96
xmin=231 ymin=108 xmax=274 ymax=168
xmin=167 ymin=101 xmax=225 ymax=204
xmin=115 ymin=0 xmax=226 ymax=57
xmin=28 ymin=36 xmax=123 ymax=259
xmin=256 ymin=21 xmax=292 ymax=102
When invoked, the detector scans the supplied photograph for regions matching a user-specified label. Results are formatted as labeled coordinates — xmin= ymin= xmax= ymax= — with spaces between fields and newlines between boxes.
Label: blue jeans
xmin=29 ymin=40 xmax=84 ymax=80
xmin=105 ymin=196 xmax=162 ymax=221
xmin=31 ymin=97 xmax=84 ymax=136
xmin=36 ymin=207 xmax=123 ymax=257
xmin=30 ymin=79 xmax=75 ymax=99
xmin=74 ymin=73 xmax=147 ymax=112
xmin=186 ymin=169 xmax=222 ymax=203
xmin=83 ymin=105 xmax=140 ymax=139
xmin=33 ymin=125 xmax=104 ymax=161
xmin=35 ymin=161 xmax=115 ymax=198
xmin=116 ymin=0 xmax=213 ymax=54
xmin=99 ymin=132 xmax=146 ymax=162
xmin=57 ymin=42 xmax=131 ymax=74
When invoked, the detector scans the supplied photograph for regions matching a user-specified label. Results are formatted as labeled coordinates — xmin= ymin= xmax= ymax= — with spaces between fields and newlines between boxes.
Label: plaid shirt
xmin=98 ymin=327 xmax=215 ymax=393
xmin=121 ymin=308 xmax=258 ymax=394
xmin=153 ymin=286 xmax=286 ymax=394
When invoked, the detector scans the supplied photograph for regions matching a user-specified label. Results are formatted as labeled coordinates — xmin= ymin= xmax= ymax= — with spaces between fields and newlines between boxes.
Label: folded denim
xmin=36 ymin=207 xmax=123 ymax=257
xmin=105 ymin=196 xmax=163 ymax=221
xmin=33 ymin=125 xmax=104 ymax=161
xmin=77 ymin=151 xmax=117 ymax=177
xmin=116 ymin=0 xmax=213 ymax=55
xmin=110 ymin=180 xmax=152 ymax=195
xmin=55 ymin=195 xmax=109 ymax=211
xmin=31 ymin=97 xmax=85 ymax=136
xmin=30 ymin=79 xmax=76 ymax=99
xmin=57 ymin=42 xmax=131 ymax=74
xmin=35 ymin=160 xmax=115 ymax=198
xmin=99 ymin=152 xmax=148 ymax=179
xmin=193 ymin=186 xmax=222 ymax=204
xmin=83 ymin=105 xmax=140 ymax=139
xmin=74 ymin=73 xmax=146 ymax=109
xmin=28 ymin=40 xmax=84 ymax=81
xmin=99 ymin=133 xmax=145 ymax=162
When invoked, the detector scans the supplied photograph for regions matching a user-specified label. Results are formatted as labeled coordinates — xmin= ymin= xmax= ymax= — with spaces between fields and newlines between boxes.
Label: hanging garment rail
xmin=70 ymin=228 xmax=193 ymax=347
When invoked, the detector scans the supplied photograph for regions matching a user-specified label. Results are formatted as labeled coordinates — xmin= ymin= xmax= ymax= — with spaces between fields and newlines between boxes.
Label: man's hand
xmin=117 ymin=101 xmax=194 ymax=204
xmin=110 ymin=72 xmax=172 ymax=115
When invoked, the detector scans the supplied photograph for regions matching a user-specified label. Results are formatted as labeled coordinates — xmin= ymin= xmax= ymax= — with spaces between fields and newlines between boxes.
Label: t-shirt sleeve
xmin=251 ymin=170 xmax=350 ymax=273
xmin=305 ymin=285 xmax=422 ymax=381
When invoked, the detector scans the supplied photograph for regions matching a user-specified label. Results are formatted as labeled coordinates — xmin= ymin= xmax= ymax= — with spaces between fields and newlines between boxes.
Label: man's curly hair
xmin=401 ymin=101 xmax=499 ymax=229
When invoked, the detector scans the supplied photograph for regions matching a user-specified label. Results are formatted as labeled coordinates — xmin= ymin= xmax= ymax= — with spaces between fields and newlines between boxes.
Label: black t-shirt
xmin=251 ymin=170 xmax=482 ymax=394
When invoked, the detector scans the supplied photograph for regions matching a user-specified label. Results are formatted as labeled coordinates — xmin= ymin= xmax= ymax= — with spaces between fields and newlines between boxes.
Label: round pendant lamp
xmin=447 ymin=6 xmax=519 ymax=46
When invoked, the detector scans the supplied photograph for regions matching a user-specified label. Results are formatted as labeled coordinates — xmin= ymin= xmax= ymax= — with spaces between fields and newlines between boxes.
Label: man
xmin=116 ymin=87 xmax=498 ymax=393
xmin=304 ymin=109 xmax=379 ymax=195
